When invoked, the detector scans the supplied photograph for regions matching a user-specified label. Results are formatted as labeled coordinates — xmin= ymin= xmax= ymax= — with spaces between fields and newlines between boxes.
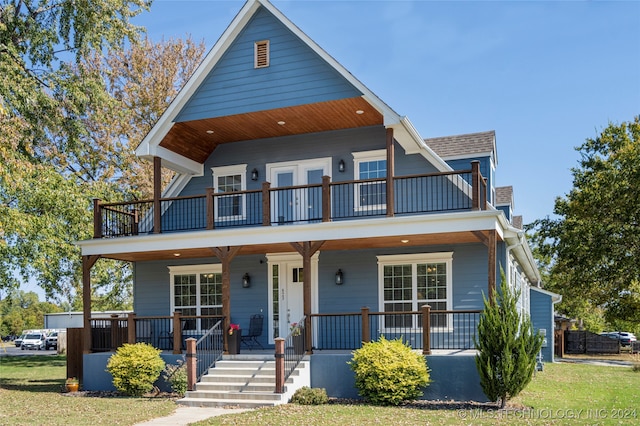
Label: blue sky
xmin=135 ymin=0 xmax=640 ymax=225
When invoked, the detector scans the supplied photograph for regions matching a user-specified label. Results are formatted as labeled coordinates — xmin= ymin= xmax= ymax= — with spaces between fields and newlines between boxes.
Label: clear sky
xmin=135 ymin=0 xmax=640 ymax=225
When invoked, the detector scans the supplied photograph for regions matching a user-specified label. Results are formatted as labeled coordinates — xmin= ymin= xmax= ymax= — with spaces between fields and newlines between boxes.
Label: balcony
xmin=93 ymin=163 xmax=487 ymax=239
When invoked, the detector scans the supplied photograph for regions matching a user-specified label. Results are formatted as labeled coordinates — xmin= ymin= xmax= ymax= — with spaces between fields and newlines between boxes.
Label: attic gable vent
xmin=254 ymin=40 xmax=270 ymax=68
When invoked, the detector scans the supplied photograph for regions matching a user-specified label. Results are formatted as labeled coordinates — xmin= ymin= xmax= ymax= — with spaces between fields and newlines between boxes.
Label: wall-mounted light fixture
xmin=251 ymin=168 xmax=259 ymax=181
xmin=338 ymin=159 xmax=345 ymax=173
xmin=242 ymin=273 xmax=251 ymax=288
xmin=335 ymin=269 xmax=344 ymax=285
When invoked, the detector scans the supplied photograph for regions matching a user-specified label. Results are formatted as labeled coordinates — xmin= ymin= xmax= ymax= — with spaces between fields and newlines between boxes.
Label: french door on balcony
xmin=268 ymin=158 xmax=331 ymax=224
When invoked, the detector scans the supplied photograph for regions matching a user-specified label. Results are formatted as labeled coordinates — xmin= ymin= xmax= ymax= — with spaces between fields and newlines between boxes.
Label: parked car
xmin=601 ymin=331 xmax=637 ymax=346
xmin=45 ymin=332 xmax=58 ymax=350
xmin=21 ymin=333 xmax=47 ymax=350
xmin=14 ymin=333 xmax=26 ymax=347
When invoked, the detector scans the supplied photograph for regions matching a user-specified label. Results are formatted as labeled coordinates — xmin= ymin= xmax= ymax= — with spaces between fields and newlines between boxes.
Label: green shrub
xmin=163 ymin=361 xmax=188 ymax=396
xmin=106 ymin=343 xmax=165 ymax=396
xmin=290 ymin=386 xmax=329 ymax=405
xmin=348 ymin=336 xmax=430 ymax=406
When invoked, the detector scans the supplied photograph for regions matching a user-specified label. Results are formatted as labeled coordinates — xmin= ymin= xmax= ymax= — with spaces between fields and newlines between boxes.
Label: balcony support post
xmin=82 ymin=255 xmax=100 ymax=354
xmin=487 ymin=229 xmax=497 ymax=301
xmin=262 ymin=182 xmax=271 ymax=226
xmin=386 ymin=128 xmax=395 ymax=217
xmin=93 ymin=199 xmax=102 ymax=238
xmin=153 ymin=156 xmax=162 ymax=234
xmin=127 ymin=313 xmax=136 ymax=344
xmin=422 ymin=305 xmax=431 ymax=355
xmin=322 ymin=175 xmax=331 ymax=222
xmin=206 ymin=188 xmax=215 ymax=230
xmin=290 ymin=241 xmax=325 ymax=353
xmin=361 ymin=307 xmax=370 ymax=344
xmin=211 ymin=246 xmax=242 ymax=353
xmin=471 ymin=161 xmax=481 ymax=210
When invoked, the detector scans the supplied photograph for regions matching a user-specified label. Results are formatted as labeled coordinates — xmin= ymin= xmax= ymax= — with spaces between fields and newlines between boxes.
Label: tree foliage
xmin=0 ymin=290 xmax=62 ymax=336
xmin=528 ymin=117 xmax=640 ymax=332
xmin=474 ymin=272 xmax=543 ymax=408
xmin=1 ymin=1 xmax=205 ymax=306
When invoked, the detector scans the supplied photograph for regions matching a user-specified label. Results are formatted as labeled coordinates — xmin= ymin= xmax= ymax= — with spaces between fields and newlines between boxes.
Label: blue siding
xmin=447 ymin=156 xmax=493 ymax=205
xmin=530 ymin=288 xmax=555 ymax=362
xmin=176 ymin=6 xmax=361 ymax=122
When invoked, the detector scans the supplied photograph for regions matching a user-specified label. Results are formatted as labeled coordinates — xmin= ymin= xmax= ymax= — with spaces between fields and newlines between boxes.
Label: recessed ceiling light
xmin=277 ymin=121 xmax=286 ymax=125
xmin=206 ymin=130 xmax=214 ymax=134
xmin=400 ymin=239 xmax=409 ymax=244
xmin=173 ymin=253 xmax=181 ymax=257
xmin=355 ymin=110 xmax=364 ymax=115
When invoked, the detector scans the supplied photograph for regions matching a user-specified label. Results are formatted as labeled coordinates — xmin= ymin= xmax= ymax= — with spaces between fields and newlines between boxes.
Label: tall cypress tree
xmin=474 ymin=271 xmax=543 ymax=408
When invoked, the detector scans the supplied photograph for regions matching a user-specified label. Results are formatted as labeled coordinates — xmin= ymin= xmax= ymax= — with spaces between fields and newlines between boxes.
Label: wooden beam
xmin=153 ymin=156 xmax=162 ymax=234
xmin=472 ymin=230 xmax=488 ymax=246
xmin=82 ymin=255 xmax=100 ymax=354
xmin=386 ymin=128 xmax=395 ymax=217
xmin=487 ymin=229 xmax=497 ymax=301
xmin=211 ymin=246 xmax=242 ymax=353
xmin=290 ymin=241 xmax=325 ymax=353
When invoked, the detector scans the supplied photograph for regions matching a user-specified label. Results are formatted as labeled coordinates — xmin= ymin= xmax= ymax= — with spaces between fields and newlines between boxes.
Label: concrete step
xmin=177 ymin=396 xmax=284 ymax=409
xmin=186 ymin=390 xmax=283 ymax=401
xmin=195 ymin=382 xmax=281 ymax=392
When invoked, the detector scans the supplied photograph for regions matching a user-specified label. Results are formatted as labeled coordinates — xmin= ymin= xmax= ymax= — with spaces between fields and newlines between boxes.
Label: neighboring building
xmin=76 ymin=0 xmax=558 ymax=401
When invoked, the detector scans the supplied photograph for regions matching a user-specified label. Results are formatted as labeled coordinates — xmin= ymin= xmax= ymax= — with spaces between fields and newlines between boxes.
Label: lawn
xmin=1 ymin=356 xmax=638 ymax=425
xmin=0 ymin=355 xmax=175 ymax=426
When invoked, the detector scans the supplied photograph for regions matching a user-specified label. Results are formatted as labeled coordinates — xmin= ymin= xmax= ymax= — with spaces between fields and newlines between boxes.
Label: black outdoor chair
xmin=241 ymin=314 xmax=264 ymax=349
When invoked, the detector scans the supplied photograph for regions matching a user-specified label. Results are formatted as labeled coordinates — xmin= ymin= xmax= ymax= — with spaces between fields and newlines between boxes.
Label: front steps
xmin=177 ymin=354 xmax=310 ymax=408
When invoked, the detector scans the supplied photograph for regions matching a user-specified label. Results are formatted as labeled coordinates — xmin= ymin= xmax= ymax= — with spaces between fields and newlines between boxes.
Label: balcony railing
xmin=93 ymin=163 xmax=487 ymax=239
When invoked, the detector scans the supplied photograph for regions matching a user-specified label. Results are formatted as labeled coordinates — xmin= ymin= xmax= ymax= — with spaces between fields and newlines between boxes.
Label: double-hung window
xmin=378 ymin=253 xmax=453 ymax=330
xmin=212 ymin=165 xmax=247 ymax=223
xmin=353 ymin=150 xmax=386 ymax=211
xmin=169 ymin=264 xmax=223 ymax=331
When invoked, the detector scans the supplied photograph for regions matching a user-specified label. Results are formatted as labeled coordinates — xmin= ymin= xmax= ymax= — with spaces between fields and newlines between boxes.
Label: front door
xmin=268 ymin=158 xmax=331 ymax=224
xmin=281 ymin=264 xmax=305 ymax=338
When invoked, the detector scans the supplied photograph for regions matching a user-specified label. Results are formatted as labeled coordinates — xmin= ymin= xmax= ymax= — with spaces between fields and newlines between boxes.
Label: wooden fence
xmin=564 ymin=330 xmax=620 ymax=354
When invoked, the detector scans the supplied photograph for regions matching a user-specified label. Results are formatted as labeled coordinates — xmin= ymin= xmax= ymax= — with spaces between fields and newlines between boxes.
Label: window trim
xmin=211 ymin=164 xmax=247 ymax=222
xmin=254 ymin=40 xmax=270 ymax=68
xmin=377 ymin=252 xmax=453 ymax=332
xmin=352 ymin=150 xmax=387 ymax=211
xmin=168 ymin=264 xmax=223 ymax=331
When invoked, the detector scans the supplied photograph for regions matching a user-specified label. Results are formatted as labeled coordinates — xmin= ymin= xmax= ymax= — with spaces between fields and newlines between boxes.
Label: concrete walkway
xmin=557 ymin=357 xmax=633 ymax=368
xmin=134 ymin=406 xmax=251 ymax=426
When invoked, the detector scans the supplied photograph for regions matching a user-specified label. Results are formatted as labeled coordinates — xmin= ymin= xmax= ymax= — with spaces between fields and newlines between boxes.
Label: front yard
xmin=0 ymin=355 xmax=638 ymax=425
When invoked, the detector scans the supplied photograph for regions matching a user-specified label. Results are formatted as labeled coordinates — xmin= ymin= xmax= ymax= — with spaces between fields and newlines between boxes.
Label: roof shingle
xmin=425 ymin=130 xmax=496 ymax=160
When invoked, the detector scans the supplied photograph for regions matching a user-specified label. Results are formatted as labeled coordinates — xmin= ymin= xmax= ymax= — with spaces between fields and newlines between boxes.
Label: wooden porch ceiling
xmin=159 ymin=97 xmax=383 ymax=163
xmin=98 ymin=230 xmax=501 ymax=262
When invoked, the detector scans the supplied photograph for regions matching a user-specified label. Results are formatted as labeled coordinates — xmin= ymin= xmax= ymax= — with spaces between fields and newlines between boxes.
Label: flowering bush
xmin=290 ymin=323 xmax=301 ymax=336
xmin=228 ymin=323 xmax=240 ymax=335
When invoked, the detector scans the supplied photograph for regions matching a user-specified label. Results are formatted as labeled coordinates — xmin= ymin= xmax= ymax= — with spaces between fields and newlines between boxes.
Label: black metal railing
xmin=284 ymin=317 xmax=306 ymax=381
xmin=194 ymin=319 xmax=224 ymax=380
xmin=89 ymin=317 xmax=129 ymax=352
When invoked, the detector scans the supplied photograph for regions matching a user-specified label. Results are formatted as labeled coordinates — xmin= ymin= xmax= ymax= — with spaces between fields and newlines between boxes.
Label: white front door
xmin=268 ymin=158 xmax=331 ymax=223
xmin=281 ymin=264 xmax=305 ymax=338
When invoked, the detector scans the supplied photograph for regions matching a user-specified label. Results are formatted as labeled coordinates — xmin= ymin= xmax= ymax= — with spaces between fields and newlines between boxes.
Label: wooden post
xmin=127 ymin=313 xmax=136 ymax=344
xmin=422 ymin=305 xmax=431 ymax=355
xmin=471 ymin=161 xmax=480 ymax=211
xmin=361 ymin=307 xmax=370 ymax=344
xmin=186 ymin=338 xmax=197 ymax=391
xmin=488 ymin=229 xmax=497 ymax=301
xmin=110 ymin=314 xmax=119 ymax=351
xmin=262 ymin=182 xmax=271 ymax=226
xmin=93 ymin=199 xmax=102 ymax=238
xmin=386 ymin=128 xmax=395 ymax=217
xmin=206 ymin=187 xmax=215 ymax=230
xmin=173 ymin=311 xmax=182 ymax=354
xmin=153 ymin=156 xmax=162 ymax=233
xmin=274 ymin=338 xmax=285 ymax=394
xmin=82 ymin=255 xmax=100 ymax=354
xmin=211 ymin=246 xmax=242 ymax=353
xmin=322 ymin=175 xmax=331 ymax=222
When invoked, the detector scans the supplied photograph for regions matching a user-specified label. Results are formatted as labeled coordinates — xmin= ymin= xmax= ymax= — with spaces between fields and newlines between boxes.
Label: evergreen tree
xmin=474 ymin=271 xmax=543 ymax=408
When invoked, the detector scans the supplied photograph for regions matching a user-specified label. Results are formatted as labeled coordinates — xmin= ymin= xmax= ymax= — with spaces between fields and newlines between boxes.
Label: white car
xmin=21 ymin=333 xmax=47 ymax=350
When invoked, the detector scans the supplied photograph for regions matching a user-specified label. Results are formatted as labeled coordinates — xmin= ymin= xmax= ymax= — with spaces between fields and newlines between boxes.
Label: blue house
xmin=76 ymin=0 xmax=557 ymax=403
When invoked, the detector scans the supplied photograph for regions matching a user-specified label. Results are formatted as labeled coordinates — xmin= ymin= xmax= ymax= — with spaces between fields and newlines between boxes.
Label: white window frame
xmin=377 ymin=252 xmax=453 ymax=332
xmin=211 ymin=164 xmax=247 ymax=222
xmin=168 ymin=264 xmax=223 ymax=331
xmin=352 ymin=150 xmax=387 ymax=211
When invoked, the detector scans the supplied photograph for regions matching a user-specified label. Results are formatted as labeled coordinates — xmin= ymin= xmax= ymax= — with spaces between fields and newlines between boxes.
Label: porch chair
xmin=241 ymin=314 xmax=264 ymax=350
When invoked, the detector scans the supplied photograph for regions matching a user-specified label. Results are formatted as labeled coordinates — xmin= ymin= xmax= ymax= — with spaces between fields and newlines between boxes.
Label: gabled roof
xmin=136 ymin=0 xmax=450 ymax=175
xmin=495 ymin=186 xmax=514 ymax=207
xmin=424 ymin=131 xmax=497 ymax=164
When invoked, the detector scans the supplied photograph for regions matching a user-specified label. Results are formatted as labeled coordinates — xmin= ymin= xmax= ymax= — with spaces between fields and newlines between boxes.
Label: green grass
xmin=0 ymin=355 xmax=175 ymax=426
xmin=1 ymin=356 xmax=638 ymax=425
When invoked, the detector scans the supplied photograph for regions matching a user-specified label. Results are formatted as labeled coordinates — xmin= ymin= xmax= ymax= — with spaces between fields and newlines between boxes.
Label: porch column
xmin=487 ymin=229 xmax=497 ymax=301
xmin=153 ymin=156 xmax=162 ymax=234
xmin=386 ymin=128 xmax=395 ymax=217
xmin=211 ymin=246 xmax=241 ymax=353
xmin=82 ymin=255 xmax=100 ymax=354
xmin=290 ymin=241 xmax=325 ymax=353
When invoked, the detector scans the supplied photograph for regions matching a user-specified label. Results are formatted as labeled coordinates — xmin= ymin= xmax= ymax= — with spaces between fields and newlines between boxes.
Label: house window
xmin=255 ymin=40 xmax=269 ymax=68
xmin=377 ymin=253 xmax=453 ymax=330
xmin=353 ymin=150 xmax=387 ymax=211
xmin=212 ymin=165 xmax=247 ymax=222
xmin=169 ymin=264 xmax=223 ymax=331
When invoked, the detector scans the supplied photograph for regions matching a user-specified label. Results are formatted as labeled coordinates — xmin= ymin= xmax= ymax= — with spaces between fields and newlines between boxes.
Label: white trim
xmin=377 ymin=252 xmax=453 ymax=332
xmin=168 ymin=264 xmax=223 ymax=330
xmin=353 ymin=150 xmax=387 ymax=212
xmin=211 ymin=164 xmax=248 ymax=222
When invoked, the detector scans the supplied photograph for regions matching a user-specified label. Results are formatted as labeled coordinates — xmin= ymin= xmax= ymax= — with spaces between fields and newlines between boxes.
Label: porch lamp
xmin=242 ymin=273 xmax=251 ymax=288
xmin=335 ymin=269 xmax=344 ymax=285
xmin=338 ymin=159 xmax=346 ymax=173
xmin=251 ymin=168 xmax=259 ymax=181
